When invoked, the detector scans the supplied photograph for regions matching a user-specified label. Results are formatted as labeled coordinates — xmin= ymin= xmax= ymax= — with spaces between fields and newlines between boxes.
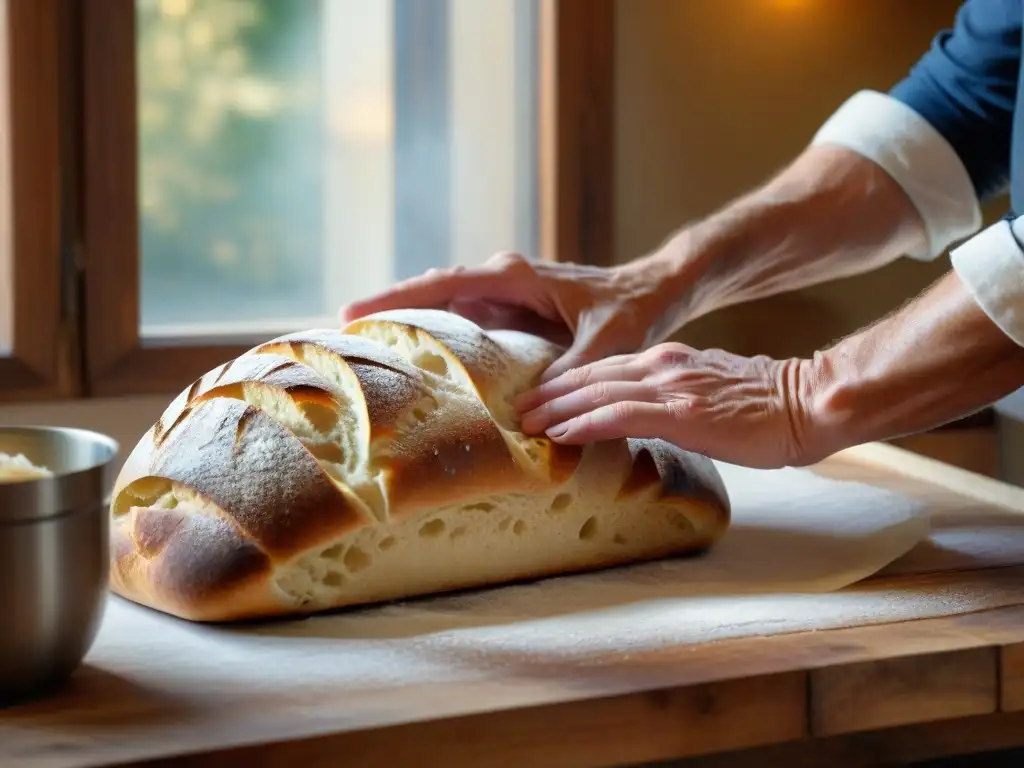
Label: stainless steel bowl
xmin=0 ymin=425 xmax=119 ymax=706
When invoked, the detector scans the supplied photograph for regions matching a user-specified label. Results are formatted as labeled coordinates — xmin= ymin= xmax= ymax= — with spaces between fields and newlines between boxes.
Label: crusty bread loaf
xmin=109 ymin=309 xmax=731 ymax=622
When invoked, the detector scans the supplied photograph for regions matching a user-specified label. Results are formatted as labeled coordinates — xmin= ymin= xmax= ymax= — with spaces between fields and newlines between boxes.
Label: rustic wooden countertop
xmin=6 ymin=442 xmax=1024 ymax=768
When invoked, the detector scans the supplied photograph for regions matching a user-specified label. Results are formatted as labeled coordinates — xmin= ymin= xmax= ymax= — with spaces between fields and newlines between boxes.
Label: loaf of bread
xmin=109 ymin=309 xmax=731 ymax=622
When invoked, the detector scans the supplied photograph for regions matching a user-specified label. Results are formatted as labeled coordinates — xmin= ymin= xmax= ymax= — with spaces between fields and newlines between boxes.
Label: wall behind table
xmin=0 ymin=397 xmax=167 ymax=466
xmin=0 ymin=0 xmax=1002 ymax=480
xmin=614 ymin=0 xmax=1000 ymax=358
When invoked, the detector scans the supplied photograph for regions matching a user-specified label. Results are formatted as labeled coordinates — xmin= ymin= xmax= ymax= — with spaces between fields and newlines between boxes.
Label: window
xmin=0 ymin=0 xmax=68 ymax=401
xmin=135 ymin=0 xmax=539 ymax=337
xmin=0 ymin=0 xmax=612 ymax=401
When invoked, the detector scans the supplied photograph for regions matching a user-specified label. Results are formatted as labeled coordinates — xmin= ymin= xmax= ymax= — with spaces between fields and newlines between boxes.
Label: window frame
xmin=539 ymin=0 xmax=615 ymax=268
xmin=0 ymin=0 xmax=74 ymax=403
xmin=77 ymin=0 xmax=615 ymax=398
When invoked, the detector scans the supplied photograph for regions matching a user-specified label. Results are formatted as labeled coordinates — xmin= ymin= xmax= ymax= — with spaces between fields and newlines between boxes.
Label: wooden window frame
xmin=539 ymin=0 xmax=614 ymax=269
xmin=76 ymin=0 xmax=614 ymax=398
xmin=0 ymin=0 xmax=75 ymax=403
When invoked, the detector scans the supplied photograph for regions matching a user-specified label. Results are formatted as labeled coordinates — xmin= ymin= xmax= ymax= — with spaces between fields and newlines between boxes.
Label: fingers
xmin=514 ymin=357 xmax=643 ymax=413
xmin=544 ymin=401 xmax=672 ymax=444
xmin=448 ymin=299 xmax=573 ymax=345
xmin=339 ymin=261 xmax=533 ymax=323
xmin=519 ymin=380 xmax=655 ymax=434
xmin=542 ymin=319 xmax=635 ymax=383
xmin=514 ymin=339 xmax=713 ymax=450
xmin=338 ymin=269 xmax=495 ymax=322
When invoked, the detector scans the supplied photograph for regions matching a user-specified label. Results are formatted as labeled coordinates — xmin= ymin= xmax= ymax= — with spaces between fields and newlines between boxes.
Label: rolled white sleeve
xmin=812 ymin=90 xmax=983 ymax=261
xmin=950 ymin=218 xmax=1024 ymax=347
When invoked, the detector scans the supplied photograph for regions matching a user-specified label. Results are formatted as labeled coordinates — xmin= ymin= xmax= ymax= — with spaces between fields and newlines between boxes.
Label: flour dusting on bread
xmin=109 ymin=309 xmax=731 ymax=622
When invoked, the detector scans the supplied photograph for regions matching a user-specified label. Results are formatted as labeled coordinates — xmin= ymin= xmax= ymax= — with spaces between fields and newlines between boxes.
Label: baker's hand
xmin=516 ymin=343 xmax=828 ymax=469
xmin=339 ymin=252 xmax=685 ymax=382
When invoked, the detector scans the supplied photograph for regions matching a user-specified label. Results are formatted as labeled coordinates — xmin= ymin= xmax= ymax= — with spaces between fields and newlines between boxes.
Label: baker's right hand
xmin=339 ymin=251 xmax=684 ymax=382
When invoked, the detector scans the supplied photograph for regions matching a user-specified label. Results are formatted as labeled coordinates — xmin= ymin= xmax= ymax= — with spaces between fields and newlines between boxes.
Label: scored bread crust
xmin=109 ymin=309 xmax=731 ymax=622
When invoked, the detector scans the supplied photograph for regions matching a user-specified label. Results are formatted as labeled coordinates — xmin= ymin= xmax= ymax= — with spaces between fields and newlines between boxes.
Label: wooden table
xmin=7 ymin=442 xmax=1024 ymax=768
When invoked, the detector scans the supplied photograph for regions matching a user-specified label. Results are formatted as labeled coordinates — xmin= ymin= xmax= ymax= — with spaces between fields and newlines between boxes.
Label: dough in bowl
xmin=0 ymin=452 xmax=53 ymax=484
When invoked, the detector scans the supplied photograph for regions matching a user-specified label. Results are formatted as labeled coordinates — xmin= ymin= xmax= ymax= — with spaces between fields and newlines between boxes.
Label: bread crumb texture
xmin=109 ymin=309 xmax=731 ymax=622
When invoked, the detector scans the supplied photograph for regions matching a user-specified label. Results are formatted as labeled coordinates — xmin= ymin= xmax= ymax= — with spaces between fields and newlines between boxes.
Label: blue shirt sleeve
xmin=889 ymin=0 xmax=1022 ymax=202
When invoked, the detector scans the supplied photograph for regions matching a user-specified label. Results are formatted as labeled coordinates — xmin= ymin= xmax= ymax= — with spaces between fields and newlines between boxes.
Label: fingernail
xmin=546 ymin=423 xmax=568 ymax=438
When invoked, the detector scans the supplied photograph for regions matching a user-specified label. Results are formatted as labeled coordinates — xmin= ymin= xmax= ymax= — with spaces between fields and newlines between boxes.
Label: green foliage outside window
xmin=136 ymin=0 xmax=325 ymax=325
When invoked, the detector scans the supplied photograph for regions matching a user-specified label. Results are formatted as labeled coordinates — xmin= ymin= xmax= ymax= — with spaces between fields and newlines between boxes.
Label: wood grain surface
xmin=5 ymin=443 xmax=1024 ymax=768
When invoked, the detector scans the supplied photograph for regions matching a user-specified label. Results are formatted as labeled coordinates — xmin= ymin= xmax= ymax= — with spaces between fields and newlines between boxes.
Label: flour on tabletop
xmin=84 ymin=460 xmax=967 ymax=697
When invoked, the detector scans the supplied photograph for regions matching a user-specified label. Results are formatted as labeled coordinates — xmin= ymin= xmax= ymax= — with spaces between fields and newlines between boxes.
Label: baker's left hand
xmin=515 ymin=342 xmax=828 ymax=469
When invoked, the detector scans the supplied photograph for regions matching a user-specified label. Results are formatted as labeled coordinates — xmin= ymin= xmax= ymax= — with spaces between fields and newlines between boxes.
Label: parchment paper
xmin=82 ymin=461 xmax=939 ymax=682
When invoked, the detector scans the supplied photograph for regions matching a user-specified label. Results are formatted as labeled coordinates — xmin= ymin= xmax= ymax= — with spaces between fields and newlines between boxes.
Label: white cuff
xmin=950 ymin=218 xmax=1024 ymax=347
xmin=812 ymin=90 xmax=982 ymax=261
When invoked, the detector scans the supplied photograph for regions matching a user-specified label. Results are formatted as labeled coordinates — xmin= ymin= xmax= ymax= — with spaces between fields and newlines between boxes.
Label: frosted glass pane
xmin=136 ymin=0 xmax=538 ymax=340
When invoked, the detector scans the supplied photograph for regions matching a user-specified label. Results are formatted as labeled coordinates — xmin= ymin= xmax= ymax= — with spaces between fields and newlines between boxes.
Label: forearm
xmin=807 ymin=269 xmax=1024 ymax=454
xmin=630 ymin=144 xmax=927 ymax=339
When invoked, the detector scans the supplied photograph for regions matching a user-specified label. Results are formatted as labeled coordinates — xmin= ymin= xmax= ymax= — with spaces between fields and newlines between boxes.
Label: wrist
xmin=804 ymin=270 xmax=1024 ymax=453
xmin=776 ymin=353 xmax=855 ymax=465
xmin=627 ymin=213 xmax=746 ymax=341
xmin=618 ymin=233 xmax=704 ymax=346
xmin=630 ymin=145 xmax=928 ymax=336
xmin=802 ymin=346 xmax=877 ymax=454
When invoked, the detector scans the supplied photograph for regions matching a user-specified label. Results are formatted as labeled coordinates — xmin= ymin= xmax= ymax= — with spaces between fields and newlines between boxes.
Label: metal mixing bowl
xmin=0 ymin=425 xmax=119 ymax=706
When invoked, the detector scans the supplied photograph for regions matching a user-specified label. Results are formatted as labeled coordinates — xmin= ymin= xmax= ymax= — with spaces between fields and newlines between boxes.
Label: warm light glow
xmin=186 ymin=20 xmax=214 ymax=50
xmin=160 ymin=0 xmax=192 ymax=19
xmin=328 ymin=92 xmax=393 ymax=143
xmin=230 ymin=76 xmax=284 ymax=116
